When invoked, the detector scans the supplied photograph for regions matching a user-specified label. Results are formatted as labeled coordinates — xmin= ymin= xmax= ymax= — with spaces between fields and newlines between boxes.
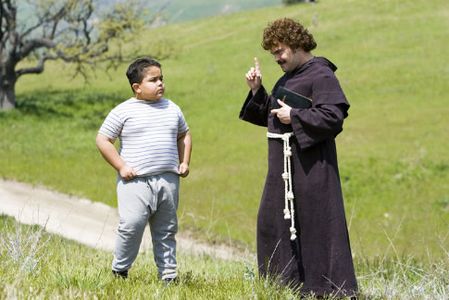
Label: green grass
xmin=1 ymin=0 xmax=448 ymax=259
xmin=150 ymin=0 xmax=283 ymax=23
xmin=0 ymin=215 xmax=296 ymax=299
xmin=1 ymin=215 xmax=447 ymax=299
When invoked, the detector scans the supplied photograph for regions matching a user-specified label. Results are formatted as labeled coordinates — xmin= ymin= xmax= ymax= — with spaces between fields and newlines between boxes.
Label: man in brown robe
xmin=239 ymin=18 xmax=358 ymax=297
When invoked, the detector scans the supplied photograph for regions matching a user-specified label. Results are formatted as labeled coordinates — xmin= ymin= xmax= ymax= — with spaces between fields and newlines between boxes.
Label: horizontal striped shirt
xmin=99 ymin=97 xmax=189 ymax=176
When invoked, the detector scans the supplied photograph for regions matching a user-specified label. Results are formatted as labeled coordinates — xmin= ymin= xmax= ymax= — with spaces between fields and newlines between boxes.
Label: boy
xmin=96 ymin=57 xmax=192 ymax=282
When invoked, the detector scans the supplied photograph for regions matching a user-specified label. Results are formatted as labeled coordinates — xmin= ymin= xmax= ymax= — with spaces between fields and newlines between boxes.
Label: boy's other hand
xmin=179 ymin=162 xmax=190 ymax=178
xmin=119 ymin=165 xmax=137 ymax=180
xmin=245 ymin=57 xmax=262 ymax=95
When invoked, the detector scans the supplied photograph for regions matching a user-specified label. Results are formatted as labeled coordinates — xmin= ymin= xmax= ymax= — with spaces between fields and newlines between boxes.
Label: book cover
xmin=273 ymin=86 xmax=312 ymax=109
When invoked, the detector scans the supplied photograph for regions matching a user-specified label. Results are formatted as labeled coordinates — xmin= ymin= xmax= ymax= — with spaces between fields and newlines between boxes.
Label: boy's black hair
xmin=126 ymin=57 xmax=161 ymax=87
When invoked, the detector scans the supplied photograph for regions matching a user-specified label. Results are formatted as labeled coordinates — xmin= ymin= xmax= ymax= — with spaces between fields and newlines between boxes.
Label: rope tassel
xmin=267 ymin=132 xmax=298 ymax=241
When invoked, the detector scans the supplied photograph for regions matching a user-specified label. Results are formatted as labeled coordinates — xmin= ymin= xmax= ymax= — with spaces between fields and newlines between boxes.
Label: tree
xmin=0 ymin=0 xmax=158 ymax=110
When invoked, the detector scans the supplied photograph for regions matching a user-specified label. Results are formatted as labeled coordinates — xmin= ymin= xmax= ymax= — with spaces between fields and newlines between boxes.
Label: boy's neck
xmin=134 ymin=96 xmax=161 ymax=102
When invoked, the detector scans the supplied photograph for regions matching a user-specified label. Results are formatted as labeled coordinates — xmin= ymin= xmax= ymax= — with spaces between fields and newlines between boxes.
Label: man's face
xmin=133 ymin=66 xmax=165 ymax=101
xmin=270 ymin=42 xmax=302 ymax=73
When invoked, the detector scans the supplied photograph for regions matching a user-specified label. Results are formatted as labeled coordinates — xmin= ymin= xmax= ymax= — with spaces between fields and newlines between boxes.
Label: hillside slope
xmin=150 ymin=0 xmax=283 ymax=23
xmin=4 ymin=0 xmax=449 ymax=259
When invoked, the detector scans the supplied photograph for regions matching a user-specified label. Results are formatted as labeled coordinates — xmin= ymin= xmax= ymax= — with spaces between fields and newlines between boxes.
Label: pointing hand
xmin=245 ymin=57 xmax=262 ymax=95
xmin=270 ymin=99 xmax=292 ymax=124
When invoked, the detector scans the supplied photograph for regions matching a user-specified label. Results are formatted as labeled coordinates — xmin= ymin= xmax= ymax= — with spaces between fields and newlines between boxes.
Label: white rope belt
xmin=266 ymin=131 xmax=297 ymax=241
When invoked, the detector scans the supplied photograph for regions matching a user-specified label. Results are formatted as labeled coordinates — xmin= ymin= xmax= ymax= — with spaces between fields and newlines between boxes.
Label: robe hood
xmin=288 ymin=56 xmax=338 ymax=77
xmin=313 ymin=56 xmax=338 ymax=72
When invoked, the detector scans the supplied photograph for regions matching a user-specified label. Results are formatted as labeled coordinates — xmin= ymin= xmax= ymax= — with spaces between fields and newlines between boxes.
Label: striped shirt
xmin=99 ymin=97 xmax=189 ymax=176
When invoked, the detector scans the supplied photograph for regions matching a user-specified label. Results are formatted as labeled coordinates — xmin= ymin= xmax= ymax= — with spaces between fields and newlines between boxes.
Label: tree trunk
xmin=0 ymin=84 xmax=16 ymax=110
xmin=0 ymin=64 xmax=17 ymax=111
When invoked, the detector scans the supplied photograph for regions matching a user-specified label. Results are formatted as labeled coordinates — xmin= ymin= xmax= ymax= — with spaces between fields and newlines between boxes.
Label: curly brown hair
xmin=262 ymin=18 xmax=317 ymax=52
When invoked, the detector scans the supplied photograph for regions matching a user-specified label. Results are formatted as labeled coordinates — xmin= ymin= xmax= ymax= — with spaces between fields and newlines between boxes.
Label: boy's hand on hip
xmin=179 ymin=162 xmax=190 ymax=178
xmin=119 ymin=165 xmax=137 ymax=181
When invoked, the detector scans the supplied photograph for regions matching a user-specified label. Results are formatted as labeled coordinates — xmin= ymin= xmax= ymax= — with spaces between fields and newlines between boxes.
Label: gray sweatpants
xmin=112 ymin=172 xmax=179 ymax=280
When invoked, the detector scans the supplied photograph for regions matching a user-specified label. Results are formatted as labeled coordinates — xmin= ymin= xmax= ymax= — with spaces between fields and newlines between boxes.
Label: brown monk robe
xmin=239 ymin=56 xmax=358 ymax=297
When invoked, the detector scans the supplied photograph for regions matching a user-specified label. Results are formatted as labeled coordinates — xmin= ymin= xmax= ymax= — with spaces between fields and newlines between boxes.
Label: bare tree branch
xmin=1 ymin=0 xmax=169 ymax=110
xmin=16 ymin=55 xmax=48 ymax=77
xmin=18 ymin=38 xmax=55 ymax=60
xmin=19 ymin=5 xmax=66 ymax=40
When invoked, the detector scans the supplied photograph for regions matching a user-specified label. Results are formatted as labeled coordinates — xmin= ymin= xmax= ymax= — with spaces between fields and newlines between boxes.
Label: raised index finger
xmin=254 ymin=57 xmax=260 ymax=72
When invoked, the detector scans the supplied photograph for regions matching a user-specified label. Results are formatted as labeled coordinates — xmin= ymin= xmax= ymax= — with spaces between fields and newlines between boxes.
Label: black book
xmin=273 ymin=86 xmax=312 ymax=109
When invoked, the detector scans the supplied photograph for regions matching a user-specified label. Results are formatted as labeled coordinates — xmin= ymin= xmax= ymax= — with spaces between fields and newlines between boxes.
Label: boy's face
xmin=133 ymin=66 xmax=165 ymax=101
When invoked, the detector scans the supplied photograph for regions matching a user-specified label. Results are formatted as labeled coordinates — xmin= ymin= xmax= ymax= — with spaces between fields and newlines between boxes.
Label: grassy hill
xmin=149 ymin=0 xmax=283 ymax=23
xmin=1 ymin=0 xmax=448 ymax=260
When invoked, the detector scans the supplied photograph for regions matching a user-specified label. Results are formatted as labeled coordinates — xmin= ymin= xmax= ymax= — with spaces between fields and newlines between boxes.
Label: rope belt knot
xmin=266 ymin=131 xmax=298 ymax=241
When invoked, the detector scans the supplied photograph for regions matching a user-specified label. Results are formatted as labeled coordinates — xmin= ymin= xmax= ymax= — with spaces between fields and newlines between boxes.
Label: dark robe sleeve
xmin=239 ymin=86 xmax=270 ymax=127
xmin=290 ymin=74 xmax=350 ymax=150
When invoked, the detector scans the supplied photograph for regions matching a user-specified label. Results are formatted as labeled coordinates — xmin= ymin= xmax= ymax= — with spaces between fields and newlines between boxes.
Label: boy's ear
xmin=132 ymin=83 xmax=140 ymax=93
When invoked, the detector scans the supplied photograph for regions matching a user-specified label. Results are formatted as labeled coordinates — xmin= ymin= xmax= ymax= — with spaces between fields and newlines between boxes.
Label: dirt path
xmin=0 ymin=179 xmax=252 ymax=261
